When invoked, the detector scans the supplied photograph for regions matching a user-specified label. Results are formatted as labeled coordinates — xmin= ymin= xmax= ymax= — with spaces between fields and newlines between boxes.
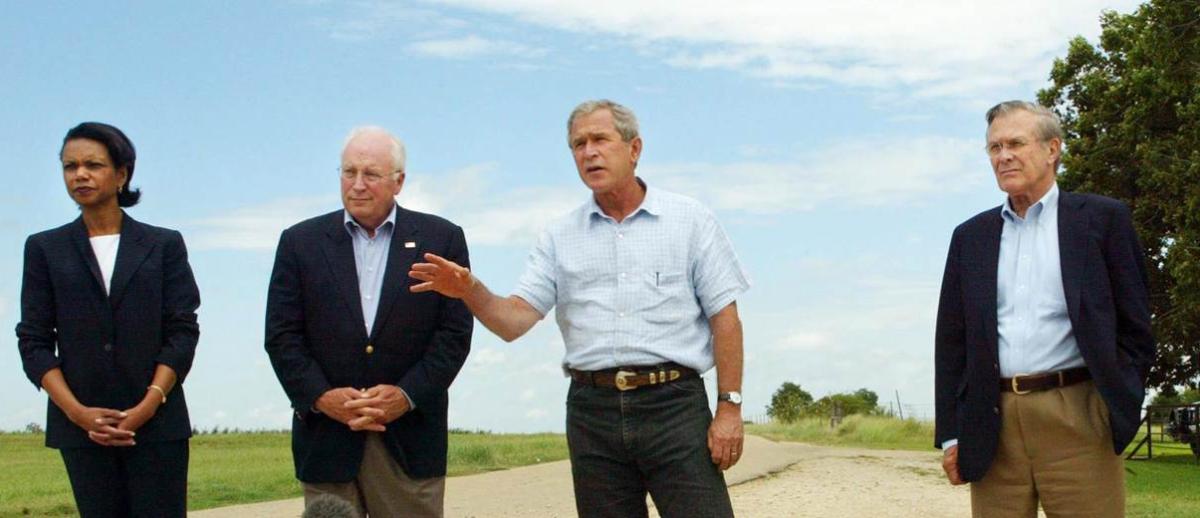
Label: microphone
xmin=302 ymin=494 xmax=358 ymax=518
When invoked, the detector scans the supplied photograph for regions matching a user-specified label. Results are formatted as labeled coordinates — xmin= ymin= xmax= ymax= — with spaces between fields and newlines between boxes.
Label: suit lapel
xmin=980 ymin=207 xmax=1003 ymax=361
xmin=1058 ymin=191 xmax=1087 ymax=324
xmin=323 ymin=212 xmax=368 ymax=337
xmin=68 ymin=217 xmax=106 ymax=296
xmin=108 ymin=214 xmax=154 ymax=308
xmin=370 ymin=206 xmax=420 ymax=339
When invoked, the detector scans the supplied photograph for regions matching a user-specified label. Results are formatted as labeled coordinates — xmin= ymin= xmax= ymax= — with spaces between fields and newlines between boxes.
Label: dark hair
xmin=61 ymin=122 xmax=142 ymax=207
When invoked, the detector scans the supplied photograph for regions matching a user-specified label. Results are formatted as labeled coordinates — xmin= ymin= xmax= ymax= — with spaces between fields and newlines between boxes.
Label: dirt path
xmin=194 ymin=436 xmax=974 ymax=517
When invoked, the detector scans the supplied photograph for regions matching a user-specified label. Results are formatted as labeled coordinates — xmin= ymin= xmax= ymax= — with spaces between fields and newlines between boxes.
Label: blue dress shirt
xmin=344 ymin=207 xmax=396 ymax=336
xmin=996 ymin=183 xmax=1084 ymax=377
xmin=512 ymin=182 xmax=750 ymax=373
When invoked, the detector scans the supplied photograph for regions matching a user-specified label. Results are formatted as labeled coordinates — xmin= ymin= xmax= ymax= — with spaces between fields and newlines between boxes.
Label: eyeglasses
xmin=985 ymin=138 xmax=1037 ymax=157
xmin=338 ymin=167 xmax=399 ymax=185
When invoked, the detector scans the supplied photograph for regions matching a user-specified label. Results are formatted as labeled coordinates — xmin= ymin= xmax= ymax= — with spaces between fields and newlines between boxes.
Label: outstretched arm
xmin=409 ymin=253 xmax=542 ymax=342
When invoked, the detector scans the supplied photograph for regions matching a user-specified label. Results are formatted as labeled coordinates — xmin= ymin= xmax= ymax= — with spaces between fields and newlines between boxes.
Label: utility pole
xmin=895 ymin=390 xmax=904 ymax=420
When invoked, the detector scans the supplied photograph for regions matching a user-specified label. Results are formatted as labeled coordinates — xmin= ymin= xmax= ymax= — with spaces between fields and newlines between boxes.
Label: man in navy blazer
xmin=266 ymin=126 xmax=472 ymax=517
xmin=935 ymin=101 xmax=1154 ymax=517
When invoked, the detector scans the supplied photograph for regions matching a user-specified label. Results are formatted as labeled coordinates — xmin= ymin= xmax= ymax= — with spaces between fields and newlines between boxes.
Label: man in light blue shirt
xmin=410 ymin=100 xmax=749 ymax=517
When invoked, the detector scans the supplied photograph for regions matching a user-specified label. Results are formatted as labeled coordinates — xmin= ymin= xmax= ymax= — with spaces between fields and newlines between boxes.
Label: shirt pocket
xmin=640 ymin=270 xmax=695 ymax=323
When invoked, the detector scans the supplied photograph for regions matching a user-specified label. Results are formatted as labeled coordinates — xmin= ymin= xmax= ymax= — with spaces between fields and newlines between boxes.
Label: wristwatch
xmin=718 ymin=391 xmax=742 ymax=405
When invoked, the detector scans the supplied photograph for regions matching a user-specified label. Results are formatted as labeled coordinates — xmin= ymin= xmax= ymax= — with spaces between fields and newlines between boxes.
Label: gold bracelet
xmin=148 ymin=384 xmax=167 ymax=404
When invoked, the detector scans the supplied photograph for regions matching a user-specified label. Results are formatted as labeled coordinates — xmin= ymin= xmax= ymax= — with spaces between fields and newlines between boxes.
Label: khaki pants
xmin=303 ymin=432 xmax=445 ymax=518
xmin=971 ymin=381 xmax=1124 ymax=518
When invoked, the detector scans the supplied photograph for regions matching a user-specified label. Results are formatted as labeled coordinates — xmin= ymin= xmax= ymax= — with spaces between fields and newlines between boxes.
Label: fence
xmin=1125 ymin=403 xmax=1200 ymax=461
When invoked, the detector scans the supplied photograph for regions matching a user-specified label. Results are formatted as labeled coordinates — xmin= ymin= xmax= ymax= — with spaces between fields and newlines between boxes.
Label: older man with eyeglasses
xmin=265 ymin=126 xmax=473 ymax=517
xmin=935 ymin=101 xmax=1155 ymax=517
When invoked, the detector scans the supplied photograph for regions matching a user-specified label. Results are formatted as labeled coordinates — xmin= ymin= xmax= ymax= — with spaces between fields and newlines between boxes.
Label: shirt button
xmin=366 ymin=344 xmax=374 ymax=354
xmin=103 ymin=343 xmax=113 ymax=352
xmin=619 ymin=312 xmax=626 ymax=317
xmin=617 ymin=233 xmax=624 ymax=239
xmin=366 ymin=294 xmax=373 ymax=300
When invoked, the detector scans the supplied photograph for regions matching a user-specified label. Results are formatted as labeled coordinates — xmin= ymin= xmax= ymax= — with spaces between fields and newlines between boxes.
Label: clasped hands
xmin=71 ymin=399 xmax=160 ymax=447
xmin=317 ymin=385 xmax=411 ymax=432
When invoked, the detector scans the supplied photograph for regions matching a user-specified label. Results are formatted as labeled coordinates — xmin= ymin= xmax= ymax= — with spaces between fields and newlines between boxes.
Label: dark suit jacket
xmin=265 ymin=206 xmax=472 ymax=482
xmin=935 ymin=190 xmax=1155 ymax=481
xmin=16 ymin=214 xmax=201 ymax=448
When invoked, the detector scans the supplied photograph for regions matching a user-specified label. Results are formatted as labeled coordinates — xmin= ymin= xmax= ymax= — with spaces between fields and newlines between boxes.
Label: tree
xmin=1038 ymin=0 xmax=1200 ymax=391
xmin=811 ymin=389 xmax=883 ymax=417
xmin=767 ymin=382 xmax=813 ymax=423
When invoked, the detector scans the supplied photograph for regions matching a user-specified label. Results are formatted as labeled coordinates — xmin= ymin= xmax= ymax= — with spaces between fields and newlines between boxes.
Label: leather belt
xmin=1000 ymin=367 xmax=1091 ymax=395
xmin=569 ymin=363 xmax=698 ymax=391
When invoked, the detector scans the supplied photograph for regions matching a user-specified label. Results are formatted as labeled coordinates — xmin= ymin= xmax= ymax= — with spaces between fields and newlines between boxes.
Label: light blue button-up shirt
xmin=996 ymin=183 xmax=1084 ymax=377
xmin=512 ymin=182 xmax=751 ymax=373
xmin=344 ymin=207 xmax=396 ymax=336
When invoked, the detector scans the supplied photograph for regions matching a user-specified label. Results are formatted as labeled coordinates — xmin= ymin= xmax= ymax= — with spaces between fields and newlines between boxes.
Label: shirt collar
xmin=1002 ymin=182 xmax=1058 ymax=222
xmin=344 ymin=204 xmax=397 ymax=236
xmin=586 ymin=177 xmax=660 ymax=223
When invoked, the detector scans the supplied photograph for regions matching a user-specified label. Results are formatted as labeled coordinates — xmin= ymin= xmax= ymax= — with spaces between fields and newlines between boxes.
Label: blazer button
xmin=103 ymin=343 xmax=113 ymax=352
xmin=365 ymin=344 xmax=374 ymax=354
xmin=993 ymin=406 xmax=1000 ymax=415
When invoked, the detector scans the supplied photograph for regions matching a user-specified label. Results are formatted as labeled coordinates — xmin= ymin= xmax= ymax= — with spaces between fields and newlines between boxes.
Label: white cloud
xmin=314 ymin=2 xmax=466 ymax=42
xmin=646 ymin=136 xmax=986 ymax=213
xmin=408 ymin=34 xmax=546 ymax=59
xmin=184 ymin=196 xmax=337 ymax=251
xmin=189 ymin=133 xmax=986 ymax=252
xmin=427 ymin=0 xmax=1140 ymax=99
xmin=524 ymin=408 xmax=548 ymax=419
xmin=467 ymin=346 xmax=509 ymax=369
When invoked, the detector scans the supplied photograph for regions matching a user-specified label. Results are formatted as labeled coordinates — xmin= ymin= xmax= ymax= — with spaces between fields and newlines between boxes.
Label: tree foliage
xmin=1038 ymin=0 xmax=1200 ymax=390
xmin=767 ymin=382 xmax=813 ymax=423
xmin=767 ymin=383 xmax=884 ymax=422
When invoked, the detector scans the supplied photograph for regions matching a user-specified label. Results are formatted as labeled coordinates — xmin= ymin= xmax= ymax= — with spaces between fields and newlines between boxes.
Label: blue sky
xmin=0 ymin=0 xmax=1141 ymax=432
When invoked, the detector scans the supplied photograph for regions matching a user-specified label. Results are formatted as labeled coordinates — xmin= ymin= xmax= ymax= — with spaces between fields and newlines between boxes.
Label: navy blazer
xmin=934 ymin=191 xmax=1155 ymax=481
xmin=16 ymin=214 xmax=201 ymax=448
xmin=265 ymin=206 xmax=473 ymax=482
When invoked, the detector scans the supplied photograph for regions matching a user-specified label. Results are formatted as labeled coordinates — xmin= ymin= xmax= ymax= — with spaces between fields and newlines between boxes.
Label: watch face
xmin=722 ymin=392 xmax=742 ymax=404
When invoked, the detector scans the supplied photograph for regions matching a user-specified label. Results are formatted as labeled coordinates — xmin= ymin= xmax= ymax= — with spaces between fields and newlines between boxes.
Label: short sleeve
xmin=511 ymin=229 xmax=557 ymax=316
xmin=691 ymin=210 xmax=750 ymax=317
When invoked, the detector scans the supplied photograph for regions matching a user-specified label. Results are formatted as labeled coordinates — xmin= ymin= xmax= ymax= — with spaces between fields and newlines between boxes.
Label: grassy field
xmin=4 ymin=418 xmax=1194 ymax=516
xmin=748 ymin=415 xmax=1200 ymax=518
xmin=0 ymin=431 xmax=568 ymax=517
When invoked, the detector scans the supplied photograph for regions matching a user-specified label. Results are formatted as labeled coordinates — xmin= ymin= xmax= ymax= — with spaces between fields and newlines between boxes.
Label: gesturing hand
xmin=708 ymin=406 xmax=744 ymax=471
xmin=71 ymin=407 xmax=136 ymax=447
xmin=409 ymin=253 xmax=474 ymax=298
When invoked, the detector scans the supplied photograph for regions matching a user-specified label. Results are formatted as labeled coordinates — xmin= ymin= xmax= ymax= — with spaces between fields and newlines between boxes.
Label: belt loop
xmin=1058 ymin=370 xmax=1064 ymax=386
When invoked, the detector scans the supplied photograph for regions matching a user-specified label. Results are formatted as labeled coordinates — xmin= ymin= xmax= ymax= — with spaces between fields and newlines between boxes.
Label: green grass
xmin=0 ymin=431 xmax=568 ymax=516
xmin=748 ymin=414 xmax=936 ymax=451
xmin=749 ymin=415 xmax=1200 ymax=518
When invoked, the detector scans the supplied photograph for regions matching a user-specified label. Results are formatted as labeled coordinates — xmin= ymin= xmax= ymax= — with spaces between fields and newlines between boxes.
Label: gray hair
xmin=985 ymin=100 xmax=1064 ymax=142
xmin=567 ymin=99 xmax=639 ymax=147
xmin=343 ymin=125 xmax=407 ymax=176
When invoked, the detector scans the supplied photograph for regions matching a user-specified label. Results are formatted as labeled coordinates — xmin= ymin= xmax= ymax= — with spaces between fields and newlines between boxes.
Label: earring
xmin=119 ymin=185 xmax=124 ymax=194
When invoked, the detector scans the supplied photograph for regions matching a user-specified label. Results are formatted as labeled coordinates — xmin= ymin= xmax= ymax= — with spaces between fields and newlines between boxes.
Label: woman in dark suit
xmin=16 ymin=122 xmax=200 ymax=517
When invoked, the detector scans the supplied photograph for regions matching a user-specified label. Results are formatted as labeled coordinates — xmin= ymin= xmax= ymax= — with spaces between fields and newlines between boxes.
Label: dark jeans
xmin=60 ymin=439 xmax=189 ymax=518
xmin=566 ymin=376 xmax=733 ymax=518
